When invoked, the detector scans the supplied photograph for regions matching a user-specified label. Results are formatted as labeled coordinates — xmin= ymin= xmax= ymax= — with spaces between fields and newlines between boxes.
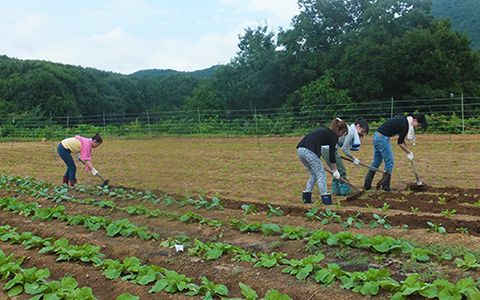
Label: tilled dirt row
xmin=0 ymin=206 xmax=361 ymax=300
xmin=5 ymin=191 xmax=479 ymax=283
xmin=178 ymin=193 xmax=480 ymax=237
xmin=0 ymin=235 xmax=185 ymax=300
xmin=423 ymin=186 xmax=480 ymax=196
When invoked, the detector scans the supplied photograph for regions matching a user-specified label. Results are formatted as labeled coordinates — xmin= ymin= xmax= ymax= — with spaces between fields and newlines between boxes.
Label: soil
xmin=0 ymin=135 xmax=479 ymax=299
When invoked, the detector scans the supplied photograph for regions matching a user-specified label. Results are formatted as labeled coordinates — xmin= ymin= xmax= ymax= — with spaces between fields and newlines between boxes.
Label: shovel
xmin=76 ymin=156 xmax=110 ymax=187
xmin=407 ymin=160 xmax=427 ymax=192
xmin=323 ymin=166 xmax=365 ymax=201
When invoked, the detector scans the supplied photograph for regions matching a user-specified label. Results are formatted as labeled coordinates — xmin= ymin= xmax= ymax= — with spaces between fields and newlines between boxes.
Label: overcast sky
xmin=0 ymin=0 xmax=299 ymax=74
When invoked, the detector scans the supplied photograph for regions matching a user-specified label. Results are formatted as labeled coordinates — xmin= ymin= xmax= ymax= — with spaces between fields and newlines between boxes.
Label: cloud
xmin=219 ymin=0 xmax=298 ymax=28
xmin=0 ymin=1 xmax=299 ymax=73
xmin=247 ymin=0 xmax=298 ymax=21
xmin=15 ymin=14 xmax=49 ymax=37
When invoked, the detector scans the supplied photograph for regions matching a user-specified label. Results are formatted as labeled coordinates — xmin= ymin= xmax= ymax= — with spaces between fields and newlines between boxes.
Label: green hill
xmin=432 ymin=0 xmax=480 ymax=48
xmin=130 ymin=65 xmax=219 ymax=79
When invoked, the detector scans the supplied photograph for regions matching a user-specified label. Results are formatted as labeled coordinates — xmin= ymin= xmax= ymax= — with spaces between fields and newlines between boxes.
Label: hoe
xmin=406 ymin=160 xmax=427 ymax=192
xmin=323 ymin=167 xmax=364 ymax=201
xmin=77 ymin=157 xmax=110 ymax=187
xmin=340 ymin=155 xmax=387 ymax=189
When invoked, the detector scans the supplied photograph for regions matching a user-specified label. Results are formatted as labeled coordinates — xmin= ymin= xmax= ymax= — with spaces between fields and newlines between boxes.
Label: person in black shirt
xmin=363 ymin=114 xmax=427 ymax=191
xmin=297 ymin=118 xmax=348 ymax=204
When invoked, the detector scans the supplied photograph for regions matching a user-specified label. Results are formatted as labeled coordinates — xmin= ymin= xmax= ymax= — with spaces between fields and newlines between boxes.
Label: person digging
xmin=363 ymin=113 xmax=427 ymax=191
xmin=296 ymin=118 xmax=348 ymax=204
xmin=321 ymin=117 xmax=369 ymax=196
xmin=57 ymin=133 xmax=103 ymax=186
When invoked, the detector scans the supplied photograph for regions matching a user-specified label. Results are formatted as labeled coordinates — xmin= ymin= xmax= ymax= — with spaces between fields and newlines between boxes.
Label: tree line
xmin=0 ymin=0 xmax=479 ymax=124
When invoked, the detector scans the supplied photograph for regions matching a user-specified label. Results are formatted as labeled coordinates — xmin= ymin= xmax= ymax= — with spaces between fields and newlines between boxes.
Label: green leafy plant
xmin=266 ymin=204 xmax=284 ymax=218
xmin=281 ymin=225 xmax=308 ymax=240
xmin=438 ymin=196 xmax=447 ymax=205
xmin=253 ymin=252 xmax=287 ymax=268
xmin=149 ymin=270 xmax=197 ymax=294
xmin=369 ymin=214 xmax=392 ymax=229
xmin=343 ymin=213 xmax=364 ymax=229
xmin=441 ymin=209 xmax=457 ymax=217
xmin=455 ymin=253 xmax=480 ymax=270
xmin=241 ymin=204 xmax=258 ymax=215
xmin=282 ymin=253 xmax=325 ymax=280
xmin=263 ymin=289 xmax=293 ymax=300
xmin=192 ymin=276 xmax=229 ymax=300
xmin=427 ymin=221 xmax=447 ymax=234
xmin=319 ymin=209 xmax=342 ymax=225
xmin=380 ymin=202 xmax=390 ymax=212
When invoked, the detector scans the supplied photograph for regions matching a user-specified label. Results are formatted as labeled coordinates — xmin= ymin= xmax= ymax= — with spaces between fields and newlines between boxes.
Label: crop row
xmin=0 ymin=248 xmax=99 ymax=299
xmin=2 ymin=177 xmax=479 ymax=271
xmin=0 ymin=223 xmax=292 ymax=300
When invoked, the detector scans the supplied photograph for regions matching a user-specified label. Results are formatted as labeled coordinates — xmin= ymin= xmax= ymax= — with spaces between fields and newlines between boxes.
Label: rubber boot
xmin=381 ymin=173 xmax=391 ymax=192
xmin=339 ymin=183 xmax=351 ymax=195
xmin=363 ymin=170 xmax=376 ymax=190
xmin=62 ymin=176 xmax=68 ymax=184
xmin=68 ymin=179 xmax=77 ymax=187
xmin=302 ymin=192 xmax=312 ymax=204
xmin=331 ymin=180 xmax=341 ymax=196
xmin=321 ymin=194 xmax=332 ymax=205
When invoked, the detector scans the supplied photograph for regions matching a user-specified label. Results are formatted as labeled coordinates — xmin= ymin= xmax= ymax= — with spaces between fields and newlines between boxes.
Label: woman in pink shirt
xmin=57 ymin=133 xmax=102 ymax=186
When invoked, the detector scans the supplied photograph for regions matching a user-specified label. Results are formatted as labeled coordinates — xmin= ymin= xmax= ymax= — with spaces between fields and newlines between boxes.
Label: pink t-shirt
xmin=74 ymin=135 xmax=93 ymax=161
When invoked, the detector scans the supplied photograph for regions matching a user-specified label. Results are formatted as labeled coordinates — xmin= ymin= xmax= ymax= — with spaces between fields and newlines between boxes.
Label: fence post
xmin=461 ymin=93 xmax=465 ymax=134
xmin=66 ymin=114 xmax=70 ymax=138
xmin=49 ymin=111 xmax=56 ymax=160
xmin=250 ymin=100 xmax=261 ymax=152
xmin=197 ymin=108 xmax=202 ymax=135
xmin=103 ymin=113 xmax=106 ymax=137
xmin=390 ymin=97 xmax=394 ymax=118
xmin=147 ymin=110 xmax=152 ymax=138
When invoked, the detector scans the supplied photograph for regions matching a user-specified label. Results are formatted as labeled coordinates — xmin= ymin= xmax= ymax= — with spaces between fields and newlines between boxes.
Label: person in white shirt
xmin=321 ymin=118 xmax=369 ymax=195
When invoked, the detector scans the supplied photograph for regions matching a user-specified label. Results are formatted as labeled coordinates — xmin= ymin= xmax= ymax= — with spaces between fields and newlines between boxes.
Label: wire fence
xmin=0 ymin=95 xmax=479 ymax=140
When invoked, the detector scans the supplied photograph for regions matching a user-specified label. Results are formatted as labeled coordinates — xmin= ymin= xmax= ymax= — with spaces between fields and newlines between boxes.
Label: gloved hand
xmin=332 ymin=169 xmax=341 ymax=180
xmin=91 ymin=168 xmax=99 ymax=176
xmin=353 ymin=158 xmax=360 ymax=165
xmin=407 ymin=152 xmax=414 ymax=161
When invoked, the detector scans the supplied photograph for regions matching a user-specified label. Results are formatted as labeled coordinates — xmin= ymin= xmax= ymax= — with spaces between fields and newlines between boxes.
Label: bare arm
xmin=398 ymin=143 xmax=411 ymax=154
xmin=84 ymin=160 xmax=95 ymax=172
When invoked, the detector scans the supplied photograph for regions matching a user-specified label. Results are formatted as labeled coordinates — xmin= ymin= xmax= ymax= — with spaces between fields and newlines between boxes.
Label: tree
xmin=298 ymin=73 xmax=354 ymax=123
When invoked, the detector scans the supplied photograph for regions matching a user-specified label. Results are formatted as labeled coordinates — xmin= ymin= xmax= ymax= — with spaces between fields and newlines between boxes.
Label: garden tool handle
xmin=77 ymin=157 xmax=106 ymax=181
xmin=410 ymin=160 xmax=422 ymax=184
xmin=340 ymin=155 xmax=385 ymax=174
xmin=323 ymin=166 xmax=362 ymax=192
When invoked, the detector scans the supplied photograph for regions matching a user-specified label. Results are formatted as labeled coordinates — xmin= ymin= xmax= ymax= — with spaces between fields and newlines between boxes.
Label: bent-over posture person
xmin=57 ymin=133 xmax=102 ymax=186
xmin=321 ymin=117 xmax=369 ymax=196
xmin=296 ymin=118 xmax=348 ymax=204
xmin=363 ymin=114 xmax=427 ymax=191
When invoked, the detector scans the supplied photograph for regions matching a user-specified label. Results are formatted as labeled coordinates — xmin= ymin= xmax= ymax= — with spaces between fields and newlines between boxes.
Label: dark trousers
xmin=57 ymin=143 xmax=76 ymax=181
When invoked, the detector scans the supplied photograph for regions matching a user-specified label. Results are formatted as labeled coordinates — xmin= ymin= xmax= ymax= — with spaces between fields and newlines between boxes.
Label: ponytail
xmin=92 ymin=133 xmax=102 ymax=144
xmin=330 ymin=118 xmax=348 ymax=136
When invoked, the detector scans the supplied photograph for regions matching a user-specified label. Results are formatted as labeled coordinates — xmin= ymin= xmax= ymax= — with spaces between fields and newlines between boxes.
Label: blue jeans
xmin=370 ymin=132 xmax=394 ymax=173
xmin=57 ymin=143 xmax=76 ymax=181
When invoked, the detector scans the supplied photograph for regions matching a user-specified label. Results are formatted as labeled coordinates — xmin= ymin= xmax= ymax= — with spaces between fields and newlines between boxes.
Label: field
xmin=0 ymin=134 xmax=479 ymax=299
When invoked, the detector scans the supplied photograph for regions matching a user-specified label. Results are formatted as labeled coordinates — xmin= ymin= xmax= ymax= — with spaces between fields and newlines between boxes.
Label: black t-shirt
xmin=377 ymin=115 xmax=409 ymax=144
xmin=297 ymin=128 xmax=338 ymax=163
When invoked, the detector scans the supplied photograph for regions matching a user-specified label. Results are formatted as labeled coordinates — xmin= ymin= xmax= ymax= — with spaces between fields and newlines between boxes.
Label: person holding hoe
xmin=321 ymin=117 xmax=369 ymax=196
xmin=363 ymin=113 xmax=427 ymax=191
xmin=57 ymin=133 xmax=103 ymax=186
xmin=297 ymin=118 xmax=348 ymax=204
